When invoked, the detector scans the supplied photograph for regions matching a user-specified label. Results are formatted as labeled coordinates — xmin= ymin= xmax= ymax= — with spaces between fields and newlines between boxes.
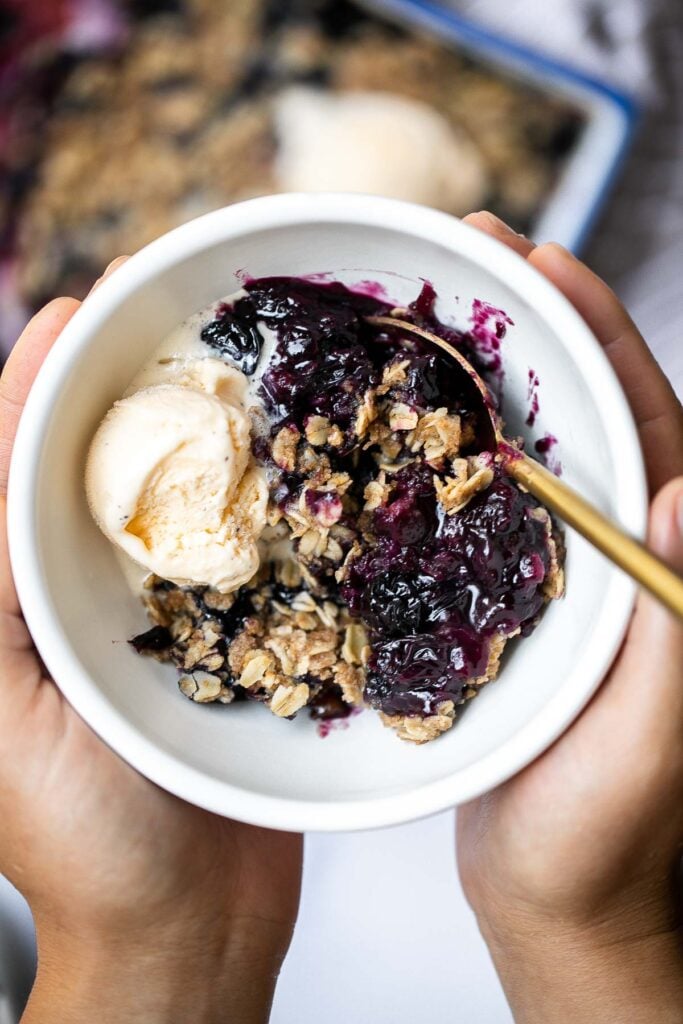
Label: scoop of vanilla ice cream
xmin=86 ymin=359 xmax=267 ymax=592
xmin=127 ymin=354 xmax=249 ymax=409
xmin=274 ymin=87 xmax=488 ymax=214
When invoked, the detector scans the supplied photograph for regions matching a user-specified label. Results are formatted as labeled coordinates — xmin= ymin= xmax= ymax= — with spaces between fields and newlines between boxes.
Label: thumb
xmin=615 ymin=477 xmax=683 ymax=728
xmin=635 ymin=476 xmax=683 ymax=638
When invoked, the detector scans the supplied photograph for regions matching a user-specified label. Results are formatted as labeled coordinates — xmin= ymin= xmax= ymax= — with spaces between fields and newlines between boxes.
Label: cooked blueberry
xmin=434 ymin=478 xmax=551 ymax=633
xmin=362 ymin=574 xmax=426 ymax=636
xmin=308 ymin=684 xmax=352 ymax=721
xmin=219 ymin=277 xmax=385 ymax=428
xmin=130 ymin=625 xmax=173 ymax=653
xmin=393 ymin=461 xmax=437 ymax=499
xmin=201 ymin=300 xmax=263 ymax=374
xmin=374 ymin=497 xmax=429 ymax=546
xmin=399 ymin=354 xmax=441 ymax=406
xmin=201 ymin=586 xmax=254 ymax=634
xmin=365 ymin=627 xmax=489 ymax=717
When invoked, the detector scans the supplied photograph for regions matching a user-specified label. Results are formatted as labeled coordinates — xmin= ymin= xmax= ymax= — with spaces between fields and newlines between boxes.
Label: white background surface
xmin=2 ymin=0 xmax=683 ymax=1020
xmin=272 ymin=815 xmax=513 ymax=1023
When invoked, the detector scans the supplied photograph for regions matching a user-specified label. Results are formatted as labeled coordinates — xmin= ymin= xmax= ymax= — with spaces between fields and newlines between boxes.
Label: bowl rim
xmin=7 ymin=193 xmax=647 ymax=832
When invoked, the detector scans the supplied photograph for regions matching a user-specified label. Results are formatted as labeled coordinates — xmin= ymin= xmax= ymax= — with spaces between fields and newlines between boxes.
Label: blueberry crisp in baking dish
xmin=86 ymin=276 xmax=564 ymax=743
xmin=3 ymin=0 xmax=584 ymax=333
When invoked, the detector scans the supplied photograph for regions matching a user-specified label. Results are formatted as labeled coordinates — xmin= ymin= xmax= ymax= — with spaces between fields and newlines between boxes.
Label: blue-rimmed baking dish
xmin=367 ymin=0 xmax=638 ymax=252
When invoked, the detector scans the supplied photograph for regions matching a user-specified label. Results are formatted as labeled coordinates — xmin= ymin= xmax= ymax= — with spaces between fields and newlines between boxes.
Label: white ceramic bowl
xmin=8 ymin=194 xmax=646 ymax=832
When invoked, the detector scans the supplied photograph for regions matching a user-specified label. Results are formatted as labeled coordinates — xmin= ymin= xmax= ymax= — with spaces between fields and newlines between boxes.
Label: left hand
xmin=0 ymin=263 xmax=302 ymax=1024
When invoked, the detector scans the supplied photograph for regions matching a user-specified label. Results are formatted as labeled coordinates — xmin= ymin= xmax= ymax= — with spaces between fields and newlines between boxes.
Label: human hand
xmin=457 ymin=214 xmax=683 ymax=1023
xmin=0 ymin=263 xmax=302 ymax=1024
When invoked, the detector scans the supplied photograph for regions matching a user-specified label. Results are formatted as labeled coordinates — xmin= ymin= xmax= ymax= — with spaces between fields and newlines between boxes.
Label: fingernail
xmin=102 ymin=255 xmax=129 ymax=277
xmin=87 ymin=255 xmax=129 ymax=298
xmin=477 ymin=211 xmax=526 ymax=239
xmin=676 ymin=490 xmax=683 ymax=537
xmin=542 ymin=241 xmax=580 ymax=262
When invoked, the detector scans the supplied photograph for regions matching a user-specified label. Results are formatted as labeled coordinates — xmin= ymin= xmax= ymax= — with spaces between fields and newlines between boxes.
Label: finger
xmin=529 ymin=244 xmax=683 ymax=493
xmin=600 ymin=477 xmax=683 ymax=742
xmin=464 ymin=219 xmax=683 ymax=492
xmin=0 ymin=497 xmax=19 ymax=617
xmin=626 ymin=476 xmax=683 ymax=658
xmin=0 ymin=261 xmax=127 ymax=683
xmin=88 ymin=254 xmax=129 ymax=296
xmin=0 ymin=498 xmax=45 ymax=704
xmin=0 ymin=497 xmax=41 ymax=698
xmin=0 ymin=297 xmax=81 ymax=492
xmin=464 ymin=211 xmax=537 ymax=259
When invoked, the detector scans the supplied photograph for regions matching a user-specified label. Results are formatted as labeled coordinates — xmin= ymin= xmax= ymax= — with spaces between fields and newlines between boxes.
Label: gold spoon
xmin=366 ymin=315 xmax=683 ymax=622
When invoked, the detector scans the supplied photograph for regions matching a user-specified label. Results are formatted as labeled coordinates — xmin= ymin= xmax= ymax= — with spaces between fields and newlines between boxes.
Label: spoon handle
xmin=507 ymin=454 xmax=683 ymax=621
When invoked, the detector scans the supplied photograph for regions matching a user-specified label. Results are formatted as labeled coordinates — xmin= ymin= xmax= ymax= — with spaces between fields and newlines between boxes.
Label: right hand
xmin=457 ymin=213 xmax=683 ymax=1023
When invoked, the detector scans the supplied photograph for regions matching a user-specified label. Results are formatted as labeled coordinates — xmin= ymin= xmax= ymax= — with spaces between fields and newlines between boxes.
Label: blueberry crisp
xmin=126 ymin=277 xmax=564 ymax=744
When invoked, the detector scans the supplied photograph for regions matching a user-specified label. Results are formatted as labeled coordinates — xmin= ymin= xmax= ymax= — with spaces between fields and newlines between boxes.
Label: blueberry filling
xmin=343 ymin=473 xmax=552 ymax=716
xmin=200 ymin=276 xmax=491 ymax=445
xmin=217 ymin=278 xmax=559 ymax=722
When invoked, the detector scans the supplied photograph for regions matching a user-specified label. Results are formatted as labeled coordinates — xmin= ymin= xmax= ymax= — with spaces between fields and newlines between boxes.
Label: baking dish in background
xmin=368 ymin=0 xmax=637 ymax=252
xmin=0 ymin=0 xmax=636 ymax=357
